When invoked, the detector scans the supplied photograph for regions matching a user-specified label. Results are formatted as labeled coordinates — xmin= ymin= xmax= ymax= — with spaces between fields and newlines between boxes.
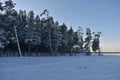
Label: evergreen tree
xmin=16 ymin=10 xmax=28 ymax=55
xmin=51 ymin=21 xmax=62 ymax=54
xmin=32 ymin=15 xmax=41 ymax=54
xmin=34 ymin=15 xmax=41 ymax=45
xmin=59 ymin=23 xmax=68 ymax=54
xmin=17 ymin=10 xmax=27 ymax=40
xmin=48 ymin=17 xmax=54 ymax=55
xmin=4 ymin=0 xmax=16 ymax=15
xmin=92 ymin=32 xmax=101 ymax=55
xmin=2 ymin=0 xmax=22 ymax=56
xmin=40 ymin=9 xmax=53 ymax=55
xmin=73 ymin=32 xmax=79 ymax=45
xmin=84 ymin=28 xmax=92 ymax=55
xmin=41 ymin=18 xmax=49 ymax=53
xmin=67 ymin=27 xmax=74 ymax=54
xmin=77 ymin=26 xmax=84 ymax=49
xmin=25 ymin=10 xmax=35 ymax=55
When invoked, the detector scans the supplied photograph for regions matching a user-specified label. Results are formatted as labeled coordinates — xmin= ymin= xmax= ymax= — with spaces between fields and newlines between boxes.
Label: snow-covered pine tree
xmin=77 ymin=26 xmax=84 ymax=49
xmin=67 ymin=27 xmax=74 ymax=55
xmin=25 ymin=10 xmax=35 ymax=55
xmin=32 ymin=15 xmax=41 ymax=54
xmin=92 ymin=31 xmax=101 ymax=55
xmin=3 ymin=0 xmax=16 ymax=15
xmin=18 ymin=10 xmax=27 ymax=26
xmin=40 ymin=9 xmax=53 ymax=55
xmin=84 ymin=28 xmax=92 ymax=55
xmin=73 ymin=32 xmax=79 ymax=45
xmin=72 ymin=32 xmax=80 ymax=53
xmin=3 ymin=0 xmax=16 ymax=41
xmin=47 ymin=16 xmax=54 ymax=55
xmin=51 ymin=21 xmax=62 ymax=55
xmin=34 ymin=15 xmax=41 ymax=44
xmin=15 ymin=10 xmax=28 ymax=55
xmin=2 ymin=0 xmax=22 ymax=56
xmin=40 ymin=18 xmax=49 ymax=53
xmin=41 ymin=17 xmax=54 ymax=54
xmin=17 ymin=10 xmax=27 ymax=39
xmin=59 ymin=23 xmax=68 ymax=54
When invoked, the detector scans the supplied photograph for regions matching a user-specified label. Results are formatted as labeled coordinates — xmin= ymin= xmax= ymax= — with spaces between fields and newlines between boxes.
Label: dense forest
xmin=0 ymin=0 xmax=101 ymax=56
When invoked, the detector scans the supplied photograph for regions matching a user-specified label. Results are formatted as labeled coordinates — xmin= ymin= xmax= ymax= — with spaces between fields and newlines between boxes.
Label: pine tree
xmin=41 ymin=17 xmax=53 ymax=54
xmin=41 ymin=18 xmax=49 ymax=53
xmin=32 ymin=15 xmax=41 ymax=54
xmin=4 ymin=0 xmax=16 ymax=15
xmin=2 ymin=0 xmax=22 ymax=56
xmin=92 ymin=32 xmax=101 ymax=55
xmin=16 ymin=10 xmax=28 ymax=55
xmin=77 ymin=26 xmax=84 ymax=49
xmin=51 ymin=21 xmax=62 ymax=54
xmin=25 ymin=10 xmax=35 ymax=55
xmin=17 ymin=10 xmax=27 ymax=40
xmin=40 ymin=10 xmax=53 ymax=55
xmin=59 ymin=23 xmax=68 ymax=54
xmin=67 ymin=27 xmax=74 ymax=54
xmin=34 ymin=15 xmax=41 ymax=45
xmin=48 ymin=17 xmax=54 ymax=55
xmin=84 ymin=28 xmax=92 ymax=55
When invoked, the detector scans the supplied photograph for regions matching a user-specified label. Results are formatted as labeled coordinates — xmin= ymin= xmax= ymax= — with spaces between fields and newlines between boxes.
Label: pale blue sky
xmin=2 ymin=0 xmax=120 ymax=52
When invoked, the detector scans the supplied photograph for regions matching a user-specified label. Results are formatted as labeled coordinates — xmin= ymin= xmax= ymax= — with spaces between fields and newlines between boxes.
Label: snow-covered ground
xmin=0 ymin=55 xmax=120 ymax=80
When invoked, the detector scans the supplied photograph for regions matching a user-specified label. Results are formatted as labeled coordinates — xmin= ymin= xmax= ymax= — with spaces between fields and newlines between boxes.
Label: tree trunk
xmin=14 ymin=26 xmax=22 ymax=57
xmin=28 ymin=43 xmax=31 ymax=56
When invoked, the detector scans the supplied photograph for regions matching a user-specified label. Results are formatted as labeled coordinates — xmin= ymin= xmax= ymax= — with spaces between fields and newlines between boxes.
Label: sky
xmin=1 ymin=0 xmax=120 ymax=52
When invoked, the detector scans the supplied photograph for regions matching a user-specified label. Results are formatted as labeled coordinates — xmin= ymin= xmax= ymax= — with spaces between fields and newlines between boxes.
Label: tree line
xmin=0 ymin=0 xmax=101 ymax=56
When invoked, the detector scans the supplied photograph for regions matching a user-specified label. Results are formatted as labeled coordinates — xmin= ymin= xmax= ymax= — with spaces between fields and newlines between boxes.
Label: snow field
xmin=0 ymin=55 xmax=120 ymax=80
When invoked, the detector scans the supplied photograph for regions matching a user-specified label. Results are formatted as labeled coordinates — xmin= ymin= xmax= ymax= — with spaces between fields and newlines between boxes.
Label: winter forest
xmin=0 ymin=0 xmax=101 ymax=57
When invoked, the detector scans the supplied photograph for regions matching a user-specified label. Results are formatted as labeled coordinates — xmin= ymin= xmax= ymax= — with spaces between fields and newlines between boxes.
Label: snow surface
xmin=0 ymin=55 xmax=120 ymax=80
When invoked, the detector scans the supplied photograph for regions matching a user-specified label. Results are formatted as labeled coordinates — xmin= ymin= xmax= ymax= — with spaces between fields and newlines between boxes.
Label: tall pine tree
xmin=67 ymin=27 xmax=74 ymax=54
xmin=59 ymin=23 xmax=68 ymax=54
